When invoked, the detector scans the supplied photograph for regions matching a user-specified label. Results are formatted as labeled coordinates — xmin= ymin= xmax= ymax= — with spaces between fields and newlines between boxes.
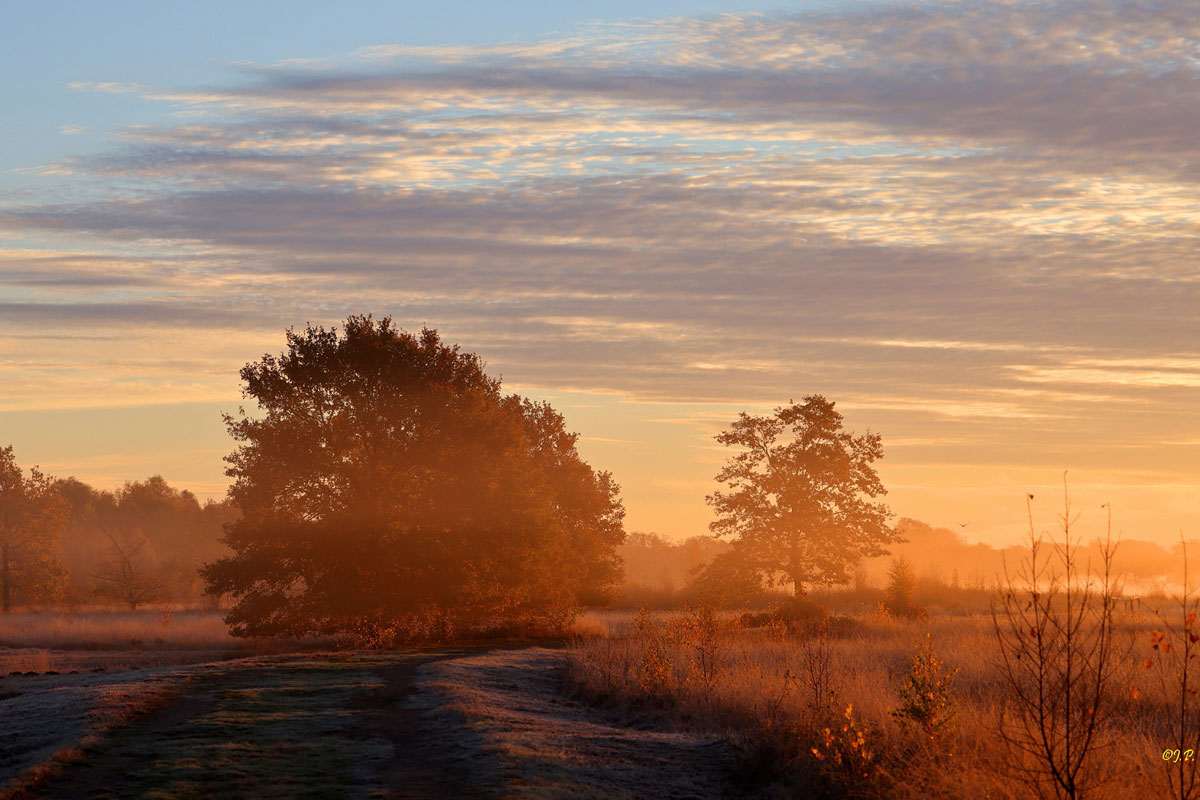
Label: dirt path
xmin=7 ymin=651 xmax=485 ymax=800
xmin=6 ymin=647 xmax=736 ymax=799
xmin=412 ymin=648 xmax=735 ymax=799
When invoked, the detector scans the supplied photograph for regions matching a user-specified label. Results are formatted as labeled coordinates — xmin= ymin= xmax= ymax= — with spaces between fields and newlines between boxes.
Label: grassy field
xmin=568 ymin=606 xmax=1186 ymax=799
xmin=0 ymin=609 xmax=238 ymax=677
xmin=0 ymin=608 xmax=325 ymax=675
xmin=0 ymin=608 xmax=235 ymax=650
xmin=5 ymin=602 xmax=1192 ymax=798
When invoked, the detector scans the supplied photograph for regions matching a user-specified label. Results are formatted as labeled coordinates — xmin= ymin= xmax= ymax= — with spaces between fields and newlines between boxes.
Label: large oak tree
xmin=203 ymin=316 xmax=625 ymax=639
xmin=706 ymin=395 xmax=897 ymax=597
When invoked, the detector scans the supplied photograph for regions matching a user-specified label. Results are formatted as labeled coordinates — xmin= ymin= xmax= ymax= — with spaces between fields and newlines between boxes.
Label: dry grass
xmin=567 ymin=610 xmax=613 ymax=640
xmin=568 ymin=608 xmax=1180 ymax=798
xmin=0 ymin=608 xmax=237 ymax=651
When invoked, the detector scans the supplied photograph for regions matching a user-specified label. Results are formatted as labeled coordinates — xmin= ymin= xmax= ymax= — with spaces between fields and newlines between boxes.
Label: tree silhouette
xmin=54 ymin=475 xmax=235 ymax=605
xmin=93 ymin=528 xmax=162 ymax=610
xmin=0 ymin=446 xmax=66 ymax=612
xmin=202 ymin=316 xmax=624 ymax=639
xmin=706 ymin=396 xmax=896 ymax=597
xmin=885 ymin=556 xmax=920 ymax=618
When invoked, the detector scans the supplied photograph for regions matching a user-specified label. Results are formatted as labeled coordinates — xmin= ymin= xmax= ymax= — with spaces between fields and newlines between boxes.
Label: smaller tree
xmin=706 ymin=396 xmax=898 ymax=597
xmin=993 ymin=481 xmax=1118 ymax=800
xmin=885 ymin=557 xmax=921 ymax=618
xmin=893 ymin=634 xmax=957 ymax=738
xmin=93 ymin=529 xmax=161 ymax=610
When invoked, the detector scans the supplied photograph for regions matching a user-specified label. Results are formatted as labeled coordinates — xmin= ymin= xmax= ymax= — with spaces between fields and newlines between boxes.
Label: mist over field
xmin=4 ymin=0 xmax=1200 ymax=797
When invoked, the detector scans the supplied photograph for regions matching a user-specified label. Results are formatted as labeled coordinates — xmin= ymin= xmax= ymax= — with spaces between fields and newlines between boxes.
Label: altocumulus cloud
xmin=2 ymin=0 xmax=1199 ymax=447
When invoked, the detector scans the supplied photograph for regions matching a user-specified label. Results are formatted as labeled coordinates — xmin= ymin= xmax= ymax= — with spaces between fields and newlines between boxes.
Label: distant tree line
xmin=17 ymin=314 xmax=1178 ymax=642
xmin=614 ymin=532 xmax=735 ymax=607
xmin=0 ymin=446 xmax=235 ymax=611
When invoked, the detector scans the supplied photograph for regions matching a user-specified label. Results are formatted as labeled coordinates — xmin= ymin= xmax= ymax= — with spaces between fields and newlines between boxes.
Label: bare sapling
xmin=800 ymin=623 xmax=837 ymax=714
xmin=992 ymin=478 xmax=1119 ymax=799
xmin=1148 ymin=533 xmax=1200 ymax=800
xmin=762 ymin=668 xmax=798 ymax=735
xmin=93 ymin=529 xmax=161 ymax=610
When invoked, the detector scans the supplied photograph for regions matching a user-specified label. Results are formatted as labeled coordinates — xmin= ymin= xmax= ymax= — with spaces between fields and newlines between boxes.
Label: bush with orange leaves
xmin=811 ymin=703 xmax=879 ymax=783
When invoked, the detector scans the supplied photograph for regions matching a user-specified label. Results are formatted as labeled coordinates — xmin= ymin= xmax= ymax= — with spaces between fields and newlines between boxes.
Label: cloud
xmin=66 ymin=2 xmax=1196 ymax=171
xmin=3 ymin=0 xmax=1200 ymax=519
xmin=1010 ymin=364 xmax=1200 ymax=389
xmin=66 ymin=81 xmax=145 ymax=94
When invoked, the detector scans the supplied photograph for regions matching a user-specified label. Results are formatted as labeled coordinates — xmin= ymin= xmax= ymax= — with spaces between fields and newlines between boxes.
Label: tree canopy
xmin=0 ymin=446 xmax=66 ymax=611
xmin=55 ymin=475 xmax=236 ymax=605
xmin=706 ymin=395 xmax=897 ymax=596
xmin=202 ymin=316 xmax=625 ymax=640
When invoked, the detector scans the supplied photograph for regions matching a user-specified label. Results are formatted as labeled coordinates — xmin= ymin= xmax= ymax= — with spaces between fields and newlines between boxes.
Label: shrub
xmin=739 ymin=611 xmax=774 ymax=628
xmin=681 ymin=606 xmax=722 ymax=698
xmin=633 ymin=609 xmax=673 ymax=699
xmin=811 ymin=703 xmax=879 ymax=784
xmin=778 ymin=596 xmax=829 ymax=624
xmin=776 ymin=597 xmax=832 ymax=637
xmin=800 ymin=624 xmax=837 ymax=712
xmin=885 ymin=557 xmax=924 ymax=619
xmin=822 ymin=615 xmax=862 ymax=639
xmin=892 ymin=634 xmax=958 ymax=738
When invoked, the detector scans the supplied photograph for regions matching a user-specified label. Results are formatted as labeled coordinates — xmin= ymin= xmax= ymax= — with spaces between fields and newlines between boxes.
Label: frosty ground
xmin=1 ymin=635 xmax=733 ymax=799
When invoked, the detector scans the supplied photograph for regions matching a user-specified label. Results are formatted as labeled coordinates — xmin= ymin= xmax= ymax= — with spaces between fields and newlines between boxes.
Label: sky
xmin=3 ymin=0 xmax=1200 ymax=546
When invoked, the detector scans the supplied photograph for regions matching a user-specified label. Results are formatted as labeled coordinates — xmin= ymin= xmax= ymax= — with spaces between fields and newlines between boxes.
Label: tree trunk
xmin=790 ymin=536 xmax=805 ymax=598
xmin=1 ymin=542 xmax=11 ymax=613
xmin=790 ymin=559 xmax=806 ymax=597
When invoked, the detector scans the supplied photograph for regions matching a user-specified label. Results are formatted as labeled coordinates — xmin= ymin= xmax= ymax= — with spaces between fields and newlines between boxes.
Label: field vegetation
xmin=570 ymin=503 xmax=1200 ymax=800
xmin=569 ymin=601 xmax=1188 ymax=798
xmin=0 ymin=607 xmax=284 ymax=675
xmin=0 ymin=608 xmax=234 ymax=651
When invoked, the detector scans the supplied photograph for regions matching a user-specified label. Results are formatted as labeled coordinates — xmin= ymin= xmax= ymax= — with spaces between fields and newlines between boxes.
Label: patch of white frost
xmin=410 ymin=648 xmax=732 ymax=799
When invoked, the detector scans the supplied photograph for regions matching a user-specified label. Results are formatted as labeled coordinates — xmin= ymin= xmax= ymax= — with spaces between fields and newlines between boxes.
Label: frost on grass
xmin=1 ymin=654 xmax=403 ymax=798
xmin=0 ymin=665 xmax=183 ymax=789
xmin=411 ymin=648 xmax=733 ymax=799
